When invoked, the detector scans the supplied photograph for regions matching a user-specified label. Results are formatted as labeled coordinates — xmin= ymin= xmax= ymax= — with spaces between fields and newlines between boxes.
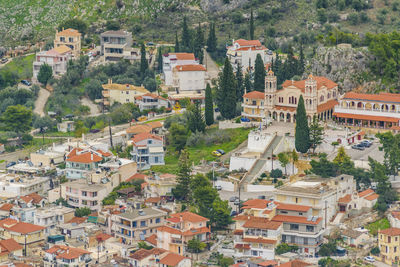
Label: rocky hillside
xmin=309 ymin=46 xmax=374 ymax=92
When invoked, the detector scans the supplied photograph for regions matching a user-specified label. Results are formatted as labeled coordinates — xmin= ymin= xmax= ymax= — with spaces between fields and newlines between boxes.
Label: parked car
xmin=360 ymin=140 xmax=373 ymax=147
xmin=229 ymin=196 xmax=238 ymax=202
xmin=64 ymin=114 xmax=74 ymax=119
xmin=1 ymin=58 xmax=8 ymax=64
xmin=89 ymin=129 xmax=100 ymax=133
xmin=214 ymin=107 xmax=220 ymax=112
xmin=21 ymin=80 xmax=31 ymax=86
xmin=241 ymin=117 xmax=250 ymax=122
xmin=364 ymin=256 xmax=375 ymax=262
xmin=216 ymin=149 xmax=225 ymax=155
xmin=215 ymin=185 xmax=222 ymax=191
xmin=234 ymin=199 xmax=240 ymax=205
xmin=6 ymin=162 xmax=16 ymax=168
xmin=230 ymin=210 xmax=238 ymax=217
xmin=212 ymin=150 xmax=222 ymax=157
xmin=351 ymin=144 xmax=365 ymax=150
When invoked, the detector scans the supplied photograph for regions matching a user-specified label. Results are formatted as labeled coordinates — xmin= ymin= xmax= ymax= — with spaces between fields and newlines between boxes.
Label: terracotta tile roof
xmin=182 ymin=226 xmax=210 ymax=236
xmin=169 ymin=53 xmax=195 ymax=60
xmin=132 ymin=132 xmax=163 ymax=144
xmin=359 ymin=189 xmax=374 ymax=197
xmin=242 ymin=199 xmax=271 ymax=209
xmin=277 ymin=203 xmax=311 ymax=212
xmin=57 ymin=28 xmax=81 ymax=36
xmin=136 ymin=93 xmax=167 ymax=101
xmin=145 ymin=197 xmax=161 ymax=204
xmin=0 ymin=238 xmax=22 ymax=253
xmin=282 ymin=76 xmax=337 ymax=91
xmin=243 ymin=91 xmax=265 ymax=100
xmin=67 ymin=217 xmax=87 ymax=224
xmin=174 ymin=64 xmax=206 ymax=72
xmin=392 ymin=211 xmax=400 ymax=220
xmin=338 ymin=194 xmax=352 ymax=204
xmin=66 ymin=152 xmax=102 ymax=163
xmin=157 ymin=225 xmax=182 ymax=235
xmin=258 ymin=260 xmax=278 ymax=266
xmin=166 ymin=217 xmax=181 ymax=223
xmin=52 ymin=45 xmax=72 ymax=54
xmin=242 ymin=237 xmax=277 ymax=244
xmin=96 ymin=233 xmax=112 ymax=242
xmin=317 ymin=99 xmax=339 ymax=113
xmin=170 ymin=211 xmax=209 ymax=223
xmin=235 ymin=39 xmax=262 ymax=46
xmin=235 ymin=46 xmax=267 ymax=51
xmin=160 ymin=252 xmax=187 ymax=266
xmin=46 ymin=245 xmax=90 ymax=260
xmin=19 ymin=195 xmax=33 ymax=204
xmin=130 ymin=248 xmax=167 ymax=261
xmin=343 ymin=92 xmax=400 ymax=104
xmin=102 ymin=82 xmax=149 ymax=93
xmin=233 ymin=214 xmax=252 ymax=221
xmin=127 ymin=173 xmax=148 ymax=182
xmin=365 ymin=193 xmax=379 ymax=201
xmin=234 ymin=243 xmax=251 ymax=249
xmin=278 ymin=260 xmax=311 ymax=267
xmin=146 ymin=121 xmax=163 ymax=129
xmin=0 ymin=218 xmax=45 ymax=234
xmin=242 ymin=217 xmax=282 ymax=230
xmin=27 ymin=193 xmax=43 ymax=204
xmin=274 ymin=105 xmax=296 ymax=112
xmin=272 ymin=215 xmax=322 ymax=225
xmin=233 ymin=229 xmax=243 ymax=235
xmin=380 ymin=227 xmax=400 ymax=236
xmin=333 ymin=112 xmax=400 ymax=123
xmin=96 ymin=150 xmax=112 ymax=157
xmin=66 ymin=148 xmax=83 ymax=158
xmin=0 ymin=203 xmax=13 ymax=211
xmin=145 ymin=234 xmax=157 ymax=246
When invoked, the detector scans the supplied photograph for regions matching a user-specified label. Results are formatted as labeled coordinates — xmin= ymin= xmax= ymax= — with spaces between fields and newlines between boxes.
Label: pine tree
xmin=157 ymin=46 xmax=163 ymax=73
xmin=309 ymin=115 xmax=324 ymax=154
xmin=207 ymin=23 xmax=217 ymax=52
xmin=253 ymin=54 xmax=265 ymax=92
xmin=37 ymin=63 xmax=53 ymax=85
xmin=236 ymin=63 xmax=244 ymax=101
xmin=299 ymin=44 xmax=305 ymax=75
xmin=216 ymin=57 xmax=237 ymax=119
xmin=205 ymin=83 xmax=214 ymax=126
xmin=173 ymin=150 xmax=192 ymax=202
xmin=295 ymin=95 xmax=310 ymax=153
xmin=188 ymin=101 xmax=205 ymax=133
xmin=181 ymin=16 xmax=191 ymax=51
xmin=249 ymin=9 xmax=255 ymax=40
xmin=244 ymin=73 xmax=253 ymax=92
xmin=140 ymin=44 xmax=148 ymax=77
xmin=175 ymin=32 xmax=180 ymax=52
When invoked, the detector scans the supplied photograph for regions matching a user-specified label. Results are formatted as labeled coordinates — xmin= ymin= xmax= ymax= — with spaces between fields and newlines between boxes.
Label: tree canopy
xmin=295 ymin=95 xmax=310 ymax=153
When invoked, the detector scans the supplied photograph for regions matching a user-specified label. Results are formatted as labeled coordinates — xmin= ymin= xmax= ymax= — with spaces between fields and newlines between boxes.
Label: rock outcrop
xmin=309 ymin=45 xmax=372 ymax=92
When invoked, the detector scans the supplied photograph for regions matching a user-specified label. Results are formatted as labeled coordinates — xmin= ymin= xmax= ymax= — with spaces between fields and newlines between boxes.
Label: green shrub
xmin=270 ymin=169 xmax=283 ymax=178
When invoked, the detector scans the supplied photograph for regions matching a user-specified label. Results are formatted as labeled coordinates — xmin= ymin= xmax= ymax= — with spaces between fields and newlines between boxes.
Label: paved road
xmin=81 ymin=96 xmax=101 ymax=116
xmin=327 ymin=141 xmax=384 ymax=163
xmin=33 ymin=87 xmax=51 ymax=117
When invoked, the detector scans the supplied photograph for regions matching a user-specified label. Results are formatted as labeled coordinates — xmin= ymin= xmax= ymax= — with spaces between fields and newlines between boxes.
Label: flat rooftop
xmin=117 ymin=208 xmax=167 ymax=221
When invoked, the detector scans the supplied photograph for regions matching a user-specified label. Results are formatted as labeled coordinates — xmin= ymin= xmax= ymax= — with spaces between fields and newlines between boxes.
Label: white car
xmin=364 ymin=256 xmax=375 ymax=262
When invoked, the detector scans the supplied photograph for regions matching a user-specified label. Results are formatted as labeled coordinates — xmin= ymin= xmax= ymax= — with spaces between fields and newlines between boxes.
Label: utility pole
xmin=324 ymin=200 xmax=328 ymax=229
xmin=108 ymin=118 xmax=113 ymax=149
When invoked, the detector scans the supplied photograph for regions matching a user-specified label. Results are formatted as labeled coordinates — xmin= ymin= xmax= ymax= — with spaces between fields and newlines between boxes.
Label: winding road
xmin=33 ymin=87 xmax=50 ymax=117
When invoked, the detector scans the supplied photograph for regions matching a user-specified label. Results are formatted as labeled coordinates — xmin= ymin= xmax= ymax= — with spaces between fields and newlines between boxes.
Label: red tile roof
xmin=282 ymin=76 xmax=337 ymax=91
xmin=66 ymin=152 xmax=102 ymax=163
xmin=233 ymin=215 xmax=252 ymax=221
xmin=333 ymin=112 xmax=400 ymax=123
xmin=136 ymin=93 xmax=167 ymax=101
xmin=157 ymin=226 xmax=182 ymax=235
xmin=19 ymin=196 xmax=33 ymax=204
xmin=242 ymin=199 xmax=271 ymax=209
xmin=365 ymin=193 xmax=379 ymax=201
xmin=392 ymin=211 xmax=400 ymax=220
xmin=131 ymin=132 xmax=163 ymax=144
xmin=359 ymin=189 xmax=374 ymax=197
xmin=242 ymin=217 xmax=282 ymax=230
xmin=272 ymin=215 xmax=322 ymax=225
xmin=160 ymin=252 xmax=187 ymax=266
xmin=96 ymin=150 xmax=112 ymax=157
xmin=67 ymin=217 xmax=87 ymax=224
xmin=146 ymin=121 xmax=163 ymax=129
xmin=46 ymin=245 xmax=90 ymax=259
xmin=0 ymin=203 xmax=13 ymax=211
xmin=233 ymin=229 xmax=244 ymax=235
xmin=243 ymin=91 xmax=265 ymax=100
xmin=145 ymin=234 xmax=157 ymax=246
xmin=170 ymin=53 xmax=196 ymax=60
xmin=0 ymin=238 xmax=22 ymax=253
xmin=126 ymin=124 xmax=152 ymax=134
xmin=145 ymin=197 xmax=161 ymax=204
xmin=129 ymin=248 xmax=152 ymax=260
xmin=380 ymin=227 xmax=400 ymax=236
xmin=174 ymin=64 xmax=206 ymax=72
xmin=343 ymin=92 xmax=400 ymax=104
xmin=182 ymin=226 xmax=210 ymax=236
xmin=277 ymin=203 xmax=311 ymax=212
xmin=66 ymin=147 xmax=83 ymax=158
xmin=169 ymin=212 xmax=209 ymax=223
xmin=278 ymin=260 xmax=311 ymax=267
xmin=96 ymin=233 xmax=112 ymax=242
xmin=26 ymin=193 xmax=43 ymax=204
xmin=242 ymin=237 xmax=277 ymax=244
xmin=126 ymin=173 xmax=148 ymax=182
xmin=258 ymin=260 xmax=278 ymax=267
xmin=235 ymin=39 xmax=262 ymax=47
xmin=57 ymin=28 xmax=81 ymax=37
xmin=274 ymin=105 xmax=296 ymax=112
xmin=234 ymin=243 xmax=250 ymax=249
xmin=0 ymin=218 xmax=45 ymax=234
xmin=338 ymin=194 xmax=352 ymax=204
xmin=317 ymin=99 xmax=339 ymax=113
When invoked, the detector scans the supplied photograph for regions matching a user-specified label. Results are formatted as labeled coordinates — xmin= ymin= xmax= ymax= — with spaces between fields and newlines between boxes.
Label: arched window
xmin=333 ymin=91 xmax=336 ymax=97
xmin=320 ymin=95 xmax=324 ymax=102
xmin=327 ymin=93 xmax=331 ymax=99
xmin=294 ymin=98 xmax=297 ymax=104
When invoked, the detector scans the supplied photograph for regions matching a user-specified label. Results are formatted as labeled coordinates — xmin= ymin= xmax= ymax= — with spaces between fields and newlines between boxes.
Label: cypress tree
xmin=253 ymin=54 xmax=265 ymax=92
xmin=244 ymin=73 xmax=253 ymax=92
xmin=173 ymin=149 xmax=192 ymax=202
xmin=140 ymin=43 xmax=148 ymax=77
xmin=207 ymin=23 xmax=217 ymax=52
xmin=236 ymin=62 xmax=244 ymax=101
xmin=157 ymin=46 xmax=163 ymax=73
xmin=249 ymin=9 xmax=255 ymax=40
xmin=205 ymin=83 xmax=214 ymax=126
xmin=175 ymin=32 xmax=180 ymax=52
xmin=295 ymin=95 xmax=310 ymax=153
xmin=188 ymin=101 xmax=205 ymax=133
xmin=216 ymin=57 xmax=237 ymax=119
xmin=181 ymin=16 xmax=191 ymax=51
xmin=194 ymin=23 xmax=204 ymax=63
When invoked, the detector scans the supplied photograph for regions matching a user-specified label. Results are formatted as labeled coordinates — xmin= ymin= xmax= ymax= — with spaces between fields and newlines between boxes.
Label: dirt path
xmin=33 ymin=87 xmax=50 ymax=117
xmin=204 ymin=50 xmax=219 ymax=81
xmin=81 ymin=97 xmax=100 ymax=116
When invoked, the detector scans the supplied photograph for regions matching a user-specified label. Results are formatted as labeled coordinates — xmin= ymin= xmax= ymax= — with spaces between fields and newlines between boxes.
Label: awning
xmin=333 ymin=112 xmax=399 ymax=123
xmin=149 ymin=146 xmax=164 ymax=153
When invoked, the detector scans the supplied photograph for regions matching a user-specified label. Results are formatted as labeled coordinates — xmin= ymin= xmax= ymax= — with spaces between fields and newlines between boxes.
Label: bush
xmin=371 ymin=246 xmax=380 ymax=255
xmin=348 ymin=13 xmax=359 ymax=25
xmin=270 ymin=169 xmax=283 ymax=178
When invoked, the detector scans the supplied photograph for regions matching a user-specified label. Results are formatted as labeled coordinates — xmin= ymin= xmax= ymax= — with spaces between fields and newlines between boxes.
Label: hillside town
xmin=2 ymin=3 xmax=400 ymax=267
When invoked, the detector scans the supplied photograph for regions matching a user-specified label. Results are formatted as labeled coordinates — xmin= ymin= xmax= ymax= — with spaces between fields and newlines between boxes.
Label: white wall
xmin=248 ymin=132 xmax=273 ymax=152
xmin=229 ymin=157 xmax=257 ymax=171
xmin=246 ymin=184 xmax=275 ymax=192
xmin=215 ymin=180 xmax=234 ymax=192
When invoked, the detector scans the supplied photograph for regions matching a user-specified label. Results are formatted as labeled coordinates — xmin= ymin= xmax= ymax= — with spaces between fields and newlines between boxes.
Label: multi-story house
xmin=102 ymin=79 xmax=149 ymax=106
xmin=226 ymin=39 xmax=269 ymax=71
xmin=0 ymin=238 xmax=23 ymax=263
xmin=0 ymin=204 xmax=13 ymax=220
xmin=0 ymin=173 xmax=50 ymax=198
xmin=100 ymin=30 xmax=133 ymax=61
xmin=274 ymin=174 xmax=356 ymax=226
xmin=163 ymin=53 xmax=198 ymax=86
xmin=0 ymin=218 xmax=45 ymax=256
xmin=145 ymin=173 xmax=177 ymax=198
xmin=157 ymin=212 xmax=210 ymax=256
xmin=62 ymin=180 xmax=109 ymax=211
xmin=34 ymin=206 xmax=75 ymax=235
xmin=65 ymin=149 xmax=106 ymax=179
xmin=334 ymin=92 xmax=400 ymax=129
xmin=379 ymin=228 xmax=400 ymax=265
xmin=54 ymin=28 xmax=81 ymax=58
xmin=130 ymin=133 xmax=165 ymax=170
xmin=271 ymin=204 xmax=324 ymax=257
xmin=44 ymin=245 xmax=92 ymax=267
xmin=114 ymin=207 xmax=168 ymax=245
xmin=33 ymin=45 xmax=72 ymax=79
xmin=171 ymin=64 xmax=206 ymax=93
xmin=129 ymin=247 xmax=191 ymax=267
xmin=242 ymin=91 xmax=266 ymax=121
xmin=135 ymin=93 xmax=169 ymax=112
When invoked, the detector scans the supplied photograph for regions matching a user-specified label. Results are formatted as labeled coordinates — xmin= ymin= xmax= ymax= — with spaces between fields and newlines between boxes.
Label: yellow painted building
xmin=242 ymin=91 xmax=265 ymax=121
xmin=379 ymin=228 xmax=400 ymax=265
xmin=102 ymin=79 xmax=150 ymax=106
xmin=54 ymin=28 xmax=82 ymax=58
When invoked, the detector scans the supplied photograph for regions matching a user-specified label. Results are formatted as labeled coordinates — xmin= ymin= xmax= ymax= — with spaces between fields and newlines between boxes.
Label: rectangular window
xmin=82 ymin=191 xmax=87 ymax=196
xmin=140 ymin=221 xmax=146 ymax=227
xmin=92 ymin=192 xmax=97 ymax=197
xmin=290 ymin=224 xmax=299 ymax=231
xmin=306 ymin=225 xmax=314 ymax=232
xmin=156 ymin=218 xmax=161 ymax=224
xmin=69 ymin=37 xmax=73 ymax=42
xmin=132 ymin=221 xmax=137 ymax=227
